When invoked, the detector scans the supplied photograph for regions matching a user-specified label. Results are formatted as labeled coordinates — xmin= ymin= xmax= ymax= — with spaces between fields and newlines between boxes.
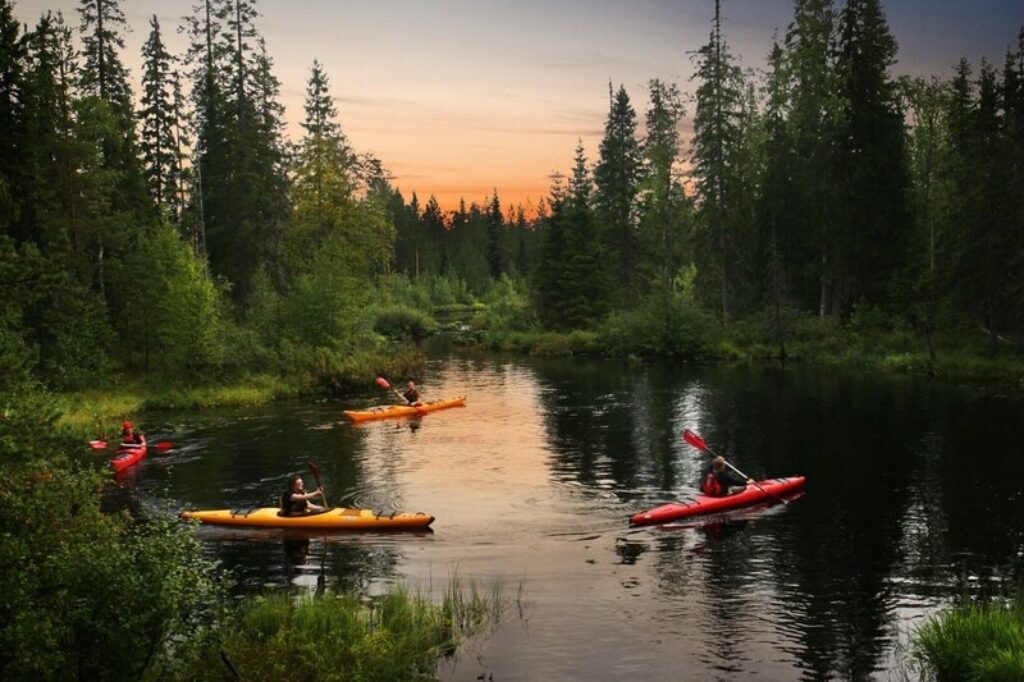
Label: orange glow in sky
xmin=14 ymin=0 xmax=1024 ymax=214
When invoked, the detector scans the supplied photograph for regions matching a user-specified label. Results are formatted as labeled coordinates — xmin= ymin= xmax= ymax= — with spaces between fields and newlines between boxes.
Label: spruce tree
xmin=138 ymin=15 xmax=178 ymax=213
xmin=833 ymin=0 xmax=910 ymax=311
xmin=593 ymin=83 xmax=641 ymax=307
xmin=639 ymin=79 xmax=685 ymax=298
xmin=691 ymin=0 xmax=747 ymax=321
xmin=0 ymin=0 xmax=23 ymax=238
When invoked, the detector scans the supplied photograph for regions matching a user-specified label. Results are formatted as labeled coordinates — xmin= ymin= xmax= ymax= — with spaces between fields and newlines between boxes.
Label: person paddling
xmin=280 ymin=475 xmax=325 ymax=516
xmin=399 ymin=379 xmax=423 ymax=407
xmin=698 ymin=456 xmax=750 ymax=497
xmin=120 ymin=421 xmax=145 ymax=448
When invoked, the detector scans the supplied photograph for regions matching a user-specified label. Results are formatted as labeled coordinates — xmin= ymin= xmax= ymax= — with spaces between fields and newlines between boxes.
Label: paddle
xmin=89 ymin=439 xmax=173 ymax=451
xmin=375 ymin=376 xmax=427 ymax=414
xmin=307 ymin=460 xmax=328 ymax=507
xmin=375 ymin=376 xmax=405 ymax=403
xmin=682 ymin=428 xmax=788 ymax=506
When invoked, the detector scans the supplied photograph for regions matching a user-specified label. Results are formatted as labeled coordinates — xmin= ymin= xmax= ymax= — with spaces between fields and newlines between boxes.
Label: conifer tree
xmin=486 ymin=191 xmax=506 ymax=279
xmin=783 ymin=0 xmax=841 ymax=315
xmin=0 ymin=0 xmax=23 ymax=237
xmin=639 ymin=79 xmax=686 ymax=298
xmin=593 ymin=83 xmax=641 ymax=306
xmin=138 ymin=15 xmax=178 ymax=213
xmin=691 ymin=0 xmax=747 ymax=322
xmin=832 ymin=0 xmax=910 ymax=311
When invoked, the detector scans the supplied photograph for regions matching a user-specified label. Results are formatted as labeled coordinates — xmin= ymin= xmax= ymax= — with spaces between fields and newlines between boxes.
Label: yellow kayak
xmin=344 ymin=396 xmax=466 ymax=422
xmin=180 ymin=507 xmax=435 ymax=529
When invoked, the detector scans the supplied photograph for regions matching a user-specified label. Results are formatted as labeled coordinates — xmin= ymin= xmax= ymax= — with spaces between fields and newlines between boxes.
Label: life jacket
xmin=701 ymin=471 xmax=723 ymax=497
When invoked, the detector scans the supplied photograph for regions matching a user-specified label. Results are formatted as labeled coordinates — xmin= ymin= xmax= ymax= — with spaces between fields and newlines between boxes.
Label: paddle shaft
xmin=307 ymin=462 xmax=328 ymax=507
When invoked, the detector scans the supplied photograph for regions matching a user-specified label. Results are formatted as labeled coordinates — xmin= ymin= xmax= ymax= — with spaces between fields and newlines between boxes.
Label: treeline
xmin=1 ymin=0 xmax=1023 ymax=394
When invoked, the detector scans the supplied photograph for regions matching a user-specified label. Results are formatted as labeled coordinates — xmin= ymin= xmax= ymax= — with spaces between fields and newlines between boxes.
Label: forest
xmin=1 ymin=0 xmax=1023 ymax=396
xmin=1 ymin=0 xmax=1023 ymax=678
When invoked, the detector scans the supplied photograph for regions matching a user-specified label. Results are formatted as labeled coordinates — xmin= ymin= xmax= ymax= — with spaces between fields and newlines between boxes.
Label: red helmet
xmin=122 ymin=420 xmax=133 ymax=430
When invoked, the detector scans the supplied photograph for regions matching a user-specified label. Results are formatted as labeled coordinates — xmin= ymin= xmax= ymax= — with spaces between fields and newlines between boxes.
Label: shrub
xmin=374 ymin=306 xmax=436 ymax=341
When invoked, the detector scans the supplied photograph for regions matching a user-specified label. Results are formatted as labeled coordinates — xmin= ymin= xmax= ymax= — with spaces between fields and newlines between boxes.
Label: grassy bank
xmin=55 ymin=373 xmax=304 ymax=434
xmin=163 ymin=578 xmax=504 ymax=681
xmin=912 ymin=589 xmax=1024 ymax=680
xmin=55 ymin=346 xmax=425 ymax=435
xmin=461 ymin=305 xmax=1024 ymax=391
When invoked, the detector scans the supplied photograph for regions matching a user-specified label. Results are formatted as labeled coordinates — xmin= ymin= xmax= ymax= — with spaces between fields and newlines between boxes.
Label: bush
xmin=0 ymin=390 xmax=225 ymax=681
xmin=374 ymin=306 xmax=436 ymax=341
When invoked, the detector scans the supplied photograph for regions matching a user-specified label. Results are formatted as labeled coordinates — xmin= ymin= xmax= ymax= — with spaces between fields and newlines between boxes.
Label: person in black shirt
xmin=401 ymin=380 xmax=423 ymax=407
xmin=698 ymin=456 xmax=750 ymax=496
xmin=281 ymin=475 xmax=325 ymax=515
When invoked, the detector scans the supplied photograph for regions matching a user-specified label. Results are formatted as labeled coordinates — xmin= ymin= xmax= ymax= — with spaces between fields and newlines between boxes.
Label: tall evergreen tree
xmin=486 ymin=190 xmax=506 ymax=279
xmin=639 ymin=79 xmax=686 ymax=298
xmin=783 ymin=0 xmax=841 ymax=315
xmin=138 ymin=15 xmax=178 ymax=213
xmin=593 ymin=83 xmax=641 ymax=306
xmin=691 ymin=0 xmax=748 ymax=322
xmin=186 ymin=0 xmax=289 ymax=302
xmin=833 ymin=0 xmax=910 ymax=311
xmin=0 ymin=0 xmax=24 ymax=237
xmin=77 ymin=0 xmax=131 ymax=116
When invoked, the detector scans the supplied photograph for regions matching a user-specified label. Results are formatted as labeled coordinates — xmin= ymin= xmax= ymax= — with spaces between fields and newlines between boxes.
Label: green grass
xmin=912 ymin=592 xmax=1024 ymax=681
xmin=54 ymin=374 xmax=307 ymax=437
xmin=180 ymin=579 xmax=504 ymax=682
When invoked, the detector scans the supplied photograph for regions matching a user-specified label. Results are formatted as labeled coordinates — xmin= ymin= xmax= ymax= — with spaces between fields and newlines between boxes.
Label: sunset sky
xmin=12 ymin=0 xmax=1024 ymax=213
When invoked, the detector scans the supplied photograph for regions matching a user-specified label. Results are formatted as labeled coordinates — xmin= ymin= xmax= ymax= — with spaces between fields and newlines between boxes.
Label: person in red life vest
xmin=280 ymin=475 xmax=325 ymax=516
xmin=120 ymin=420 xmax=145 ymax=448
xmin=698 ymin=456 xmax=750 ymax=496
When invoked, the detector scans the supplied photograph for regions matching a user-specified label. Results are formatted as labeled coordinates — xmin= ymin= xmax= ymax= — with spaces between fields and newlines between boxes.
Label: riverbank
xmin=467 ymin=311 xmax=1024 ymax=393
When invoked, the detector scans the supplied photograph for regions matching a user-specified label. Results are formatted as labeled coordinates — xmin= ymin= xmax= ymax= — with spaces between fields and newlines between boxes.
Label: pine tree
xmin=0 ymin=0 xmax=24 ymax=238
xmin=691 ymin=0 xmax=747 ymax=321
xmin=783 ymin=0 xmax=842 ymax=315
xmin=77 ymin=0 xmax=131 ymax=116
xmin=639 ymin=79 xmax=686 ymax=298
xmin=593 ymin=83 xmax=641 ymax=307
xmin=138 ymin=15 xmax=178 ymax=213
xmin=486 ymin=190 xmax=506 ymax=279
xmin=832 ymin=0 xmax=910 ymax=311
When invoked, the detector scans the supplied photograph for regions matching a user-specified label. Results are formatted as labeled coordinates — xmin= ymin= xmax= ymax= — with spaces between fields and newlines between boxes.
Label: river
xmin=116 ymin=350 xmax=1024 ymax=681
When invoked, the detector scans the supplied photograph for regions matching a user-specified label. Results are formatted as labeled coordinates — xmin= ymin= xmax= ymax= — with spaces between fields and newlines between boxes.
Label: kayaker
xmin=120 ymin=421 xmax=144 ymax=447
xmin=280 ymin=475 xmax=325 ymax=515
xmin=401 ymin=380 xmax=423 ymax=407
xmin=699 ymin=456 xmax=750 ymax=496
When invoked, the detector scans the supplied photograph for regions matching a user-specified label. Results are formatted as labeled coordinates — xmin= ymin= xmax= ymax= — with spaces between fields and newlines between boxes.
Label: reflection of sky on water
xmin=119 ymin=353 xmax=1024 ymax=680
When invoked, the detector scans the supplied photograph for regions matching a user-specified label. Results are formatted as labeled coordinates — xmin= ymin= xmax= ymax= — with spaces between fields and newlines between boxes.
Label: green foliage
xmin=912 ymin=594 xmax=1024 ymax=681
xmin=116 ymin=221 xmax=230 ymax=375
xmin=599 ymin=282 xmax=716 ymax=359
xmin=176 ymin=582 xmax=501 ymax=682
xmin=475 ymin=274 xmax=539 ymax=332
xmin=0 ymin=389 xmax=225 ymax=681
xmin=374 ymin=306 xmax=435 ymax=341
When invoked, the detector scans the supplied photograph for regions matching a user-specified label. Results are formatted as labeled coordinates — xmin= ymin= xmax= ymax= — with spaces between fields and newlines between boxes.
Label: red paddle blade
xmin=375 ymin=377 xmax=391 ymax=389
xmin=153 ymin=440 xmax=173 ymax=451
xmin=682 ymin=429 xmax=709 ymax=451
xmin=89 ymin=440 xmax=108 ymax=450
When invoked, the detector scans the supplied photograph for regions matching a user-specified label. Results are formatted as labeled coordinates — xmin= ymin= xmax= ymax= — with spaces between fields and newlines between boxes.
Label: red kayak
xmin=110 ymin=437 xmax=148 ymax=473
xmin=630 ymin=476 xmax=806 ymax=526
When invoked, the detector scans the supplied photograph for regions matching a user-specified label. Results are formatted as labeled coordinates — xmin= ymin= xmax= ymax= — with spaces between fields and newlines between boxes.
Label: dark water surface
xmin=121 ymin=352 xmax=1024 ymax=681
